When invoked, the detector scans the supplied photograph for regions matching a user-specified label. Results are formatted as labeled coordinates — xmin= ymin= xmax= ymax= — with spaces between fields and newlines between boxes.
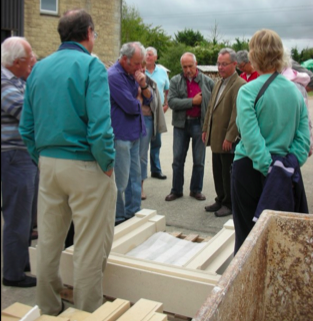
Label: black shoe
xmin=115 ymin=220 xmax=125 ymax=226
xmin=165 ymin=193 xmax=183 ymax=201
xmin=3 ymin=275 xmax=36 ymax=288
xmin=58 ymin=301 xmax=65 ymax=315
xmin=215 ymin=206 xmax=232 ymax=217
xmin=205 ymin=202 xmax=221 ymax=212
xmin=151 ymin=172 xmax=167 ymax=180
xmin=190 ymin=192 xmax=206 ymax=201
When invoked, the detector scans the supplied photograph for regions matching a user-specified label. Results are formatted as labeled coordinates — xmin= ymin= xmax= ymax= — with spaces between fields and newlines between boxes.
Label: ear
xmin=87 ymin=27 xmax=93 ymax=41
xmin=13 ymin=58 xmax=21 ymax=68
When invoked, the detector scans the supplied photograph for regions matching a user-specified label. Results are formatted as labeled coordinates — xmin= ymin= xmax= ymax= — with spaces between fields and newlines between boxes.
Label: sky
xmin=126 ymin=0 xmax=313 ymax=52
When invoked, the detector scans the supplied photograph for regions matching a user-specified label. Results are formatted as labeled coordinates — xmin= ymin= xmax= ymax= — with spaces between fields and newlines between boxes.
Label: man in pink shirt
xmin=165 ymin=53 xmax=214 ymax=201
xmin=236 ymin=50 xmax=259 ymax=82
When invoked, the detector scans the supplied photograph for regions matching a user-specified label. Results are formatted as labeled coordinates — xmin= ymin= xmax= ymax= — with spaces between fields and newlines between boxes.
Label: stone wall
xmin=24 ymin=0 xmax=121 ymax=64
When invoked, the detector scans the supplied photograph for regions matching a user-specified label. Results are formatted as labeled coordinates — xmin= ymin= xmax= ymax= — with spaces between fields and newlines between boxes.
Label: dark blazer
xmin=203 ymin=72 xmax=246 ymax=153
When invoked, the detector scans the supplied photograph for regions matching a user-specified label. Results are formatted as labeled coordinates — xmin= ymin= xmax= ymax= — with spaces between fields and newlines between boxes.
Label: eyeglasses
xmin=216 ymin=62 xmax=233 ymax=67
xmin=237 ymin=62 xmax=246 ymax=70
xmin=94 ymin=31 xmax=98 ymax=39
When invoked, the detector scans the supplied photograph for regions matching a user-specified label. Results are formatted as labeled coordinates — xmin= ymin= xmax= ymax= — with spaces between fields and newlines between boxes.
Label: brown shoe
xmin=190 ymin=192 xmax=206 ymax=201
xmin=215 ymin=206 xmax=232 ymax=217
xmin=165 ymin=193 xmax=183 ymax=201
xmin=205 ymin=202 xmax=221 ymax=212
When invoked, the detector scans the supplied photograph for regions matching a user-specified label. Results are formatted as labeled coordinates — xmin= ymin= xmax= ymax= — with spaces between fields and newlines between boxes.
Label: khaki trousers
xmin=36 ymin=157 xmax=116 ymax=315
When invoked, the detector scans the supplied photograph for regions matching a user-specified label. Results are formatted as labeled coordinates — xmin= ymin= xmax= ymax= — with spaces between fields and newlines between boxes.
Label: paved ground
xmin=2 ymin=97 xmax=313 ymax=311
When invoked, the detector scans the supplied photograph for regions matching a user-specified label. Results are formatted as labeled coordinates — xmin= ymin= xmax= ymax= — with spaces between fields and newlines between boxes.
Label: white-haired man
xmin=1 ymin=36 xmax=37 ymax=288
xmin=108 ymin=42 xmax=152 ymax=225
xmin=145 ymin=46 xmax=169 ymax=180
xmin=166 ymin=52 xmax=214 ymax=202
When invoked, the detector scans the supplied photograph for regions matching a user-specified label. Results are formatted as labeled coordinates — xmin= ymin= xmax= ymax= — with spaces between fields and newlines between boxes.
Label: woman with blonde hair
xmin=232 ymin=29 xmax=310 ymax=254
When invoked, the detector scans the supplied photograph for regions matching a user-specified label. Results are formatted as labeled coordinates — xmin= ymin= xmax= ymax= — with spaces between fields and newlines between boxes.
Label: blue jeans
xmin=171 ymin=119 xmax=205 ymax=195
xmin=1 ymin=149 xmax=38 ymax=281
xmin=140 ymin=116 xmax=153 ymax=180
xmin=150 ymin=131 xmax=162 ymax=174
xmin=114 ymin=139 xmax=141 ymax=223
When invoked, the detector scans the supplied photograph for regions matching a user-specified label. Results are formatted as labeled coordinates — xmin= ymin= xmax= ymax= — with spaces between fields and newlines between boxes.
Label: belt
xmin=186 ymin=116 xmax=200 ymax=120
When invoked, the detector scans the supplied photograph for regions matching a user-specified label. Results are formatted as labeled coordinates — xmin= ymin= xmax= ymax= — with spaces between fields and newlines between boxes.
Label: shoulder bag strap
xmin=254 ymin=71 xmax=279 ymax=107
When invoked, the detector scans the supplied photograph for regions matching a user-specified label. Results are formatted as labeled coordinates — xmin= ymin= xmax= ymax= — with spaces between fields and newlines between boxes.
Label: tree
xmin=121 ymin=0 xmax=171 ymax=59
xmin=300 ymin=47 xmax=313 ymax=62
xmin=174 ymin=28 xmax=205 ymax=47
xmin=158 ymin=43 xmax=190 ymax=78
xmin=231 ymin=37 xmax=249 ymax=52
xmin=192 ymin=43 xmax=225 ymax=65
xmin=209 ymin=21 xmax=222 ymax=46
xmin=291 ymin=47 xmax=301 ymax=63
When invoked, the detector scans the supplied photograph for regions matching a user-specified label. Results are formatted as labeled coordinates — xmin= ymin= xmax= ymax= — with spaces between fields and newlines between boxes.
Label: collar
xmin=146 ymin=64 xmax=157 ymax=74
xmin=1 ymin=65 xmax=16 ymax=80
xmin=115 ymin=60 xmax=135 ymax=79
xmin=58 ymin=42 xmax=90 ymax=54
xmin=222 ymin=71 xmax=237 ymax=84
xmin=183 ymin=69 xmax=199 ymax=82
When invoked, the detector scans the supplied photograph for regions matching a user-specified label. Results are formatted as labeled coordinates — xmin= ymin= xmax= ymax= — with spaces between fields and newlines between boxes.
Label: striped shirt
xmin=1 ymin=65 xmax=26 ymax=151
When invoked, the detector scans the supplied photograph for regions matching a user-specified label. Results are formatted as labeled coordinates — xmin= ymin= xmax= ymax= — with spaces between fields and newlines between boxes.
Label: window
xmin=40 ymin=0 xmax=58 ymax=15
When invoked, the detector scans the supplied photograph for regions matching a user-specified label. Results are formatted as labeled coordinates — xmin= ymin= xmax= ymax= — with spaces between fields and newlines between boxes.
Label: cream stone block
xmin=59 ymin=307 xmax=91 ymax=321
xmin=29 ymin=209 xmax=235 ymax=318
xmin=116 ymin=299 xmax=165 ymax=321
xmin=84 ymin=299 xmax=130 ymax=321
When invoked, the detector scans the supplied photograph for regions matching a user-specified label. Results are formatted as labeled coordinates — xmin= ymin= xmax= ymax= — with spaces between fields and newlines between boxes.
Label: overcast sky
xmin=126 ymin=0 xmax=313 ymax=52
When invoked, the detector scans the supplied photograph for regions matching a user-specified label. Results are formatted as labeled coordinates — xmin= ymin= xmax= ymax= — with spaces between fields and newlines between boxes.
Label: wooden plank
xmin=183 ymin=234 xmax=199 ymax=242
xmin=169 ymin=231 xmax=183 ymax=238
xmin=117 ymin=299 xmax=163 ymax=321
xmin=2 ymin=316 xmax=19 ymax=321
xmin=1 ymin=303 xmax=33 ymax=319
xmin=59 ymin=307 xmax=91 ymax=321
xmin=84 ymin=299 xmax=130 ymax=321
xmin=143 ymin=312 xmax=168 ymax=321
xmin=35 ymin=316 xmax=70 ymax=321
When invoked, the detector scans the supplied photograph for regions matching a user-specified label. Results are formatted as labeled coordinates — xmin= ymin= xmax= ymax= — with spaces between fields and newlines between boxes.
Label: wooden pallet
xmin=29 ymin=209 xmax=235 ymax=318
xmin=2 ymin=299 xmax=168 ymax=321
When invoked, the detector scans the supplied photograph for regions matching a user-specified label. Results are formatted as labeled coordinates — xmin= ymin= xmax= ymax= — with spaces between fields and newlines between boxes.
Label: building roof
xmin=197 ymin=65 xmax=218 ymax=73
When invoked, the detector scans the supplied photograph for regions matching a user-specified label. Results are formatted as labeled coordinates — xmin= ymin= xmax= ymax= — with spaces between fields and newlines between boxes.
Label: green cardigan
xmin=235 ymin=73 xmax=310 ymax=176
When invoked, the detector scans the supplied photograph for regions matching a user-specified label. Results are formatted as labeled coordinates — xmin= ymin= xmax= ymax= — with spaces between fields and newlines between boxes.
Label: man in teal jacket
xmin=19 ymin=9 xmax=116 ymax=316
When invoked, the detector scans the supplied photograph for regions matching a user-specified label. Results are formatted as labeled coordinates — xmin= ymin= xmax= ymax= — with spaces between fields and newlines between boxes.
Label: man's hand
xmin=104 ymin=168 xmax=113 ymax=177
xmin=192 ymin=92 xmax=202 ymax=105
xmin=222 ymin=139 xmax=232 ymax=152
xmin=134 ymin=70 xmax=147 ymax=88
xmin=163 ymin=103 xmax=169 ymax=113
xmin=202 ymin=132 xmax=207 ymax=144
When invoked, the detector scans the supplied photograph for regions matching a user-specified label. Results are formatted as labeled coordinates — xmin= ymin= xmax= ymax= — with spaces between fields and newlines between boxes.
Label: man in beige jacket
xmin=202 ymin=48 xmax=246 ymax=217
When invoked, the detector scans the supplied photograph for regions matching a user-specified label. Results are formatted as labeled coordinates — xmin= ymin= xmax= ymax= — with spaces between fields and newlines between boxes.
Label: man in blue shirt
xmin=145 ymin=47 xmax=169 ymax=179
xmin=108 ymin=42 xmax=152 ymax=225
xmin=1 ymin=36 xmax=37 ymax=288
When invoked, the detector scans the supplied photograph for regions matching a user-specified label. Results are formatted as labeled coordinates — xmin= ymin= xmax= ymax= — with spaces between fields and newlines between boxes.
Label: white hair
xmin=119 ymin=42 xmax=146 ymax=60
xmin=146 ymin=46 xmax=157 ymax=56
xmin=180 ymin=52 xmax=197 ymax=65
xmin=1 ymin=37 xmax=28 ymax=67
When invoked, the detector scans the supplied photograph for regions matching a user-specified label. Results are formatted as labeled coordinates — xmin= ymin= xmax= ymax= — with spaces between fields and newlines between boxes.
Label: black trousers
xmin=212 ymin=152 xmax=234 ymax=209
xmin=231 ymin=157 xmax=265 ymax=254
